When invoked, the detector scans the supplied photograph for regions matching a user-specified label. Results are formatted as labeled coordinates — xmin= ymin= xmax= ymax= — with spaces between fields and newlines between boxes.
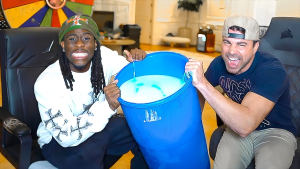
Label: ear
xmin=61 ymin=41 xmax=65 ymax=51
xmin=95 ymin=40 xmax=97 ymax=49
xmin=253 ymin=41 xmax=259 ymax=54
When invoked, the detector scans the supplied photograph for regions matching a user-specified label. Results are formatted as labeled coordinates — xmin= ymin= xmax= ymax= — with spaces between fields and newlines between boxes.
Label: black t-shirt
xmin=205 ymin=51 xmax=297 ymax=136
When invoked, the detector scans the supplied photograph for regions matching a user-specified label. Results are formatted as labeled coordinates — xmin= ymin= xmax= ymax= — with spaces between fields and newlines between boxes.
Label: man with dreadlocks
xmin=34 ymin=15 xmax=149 ymax=169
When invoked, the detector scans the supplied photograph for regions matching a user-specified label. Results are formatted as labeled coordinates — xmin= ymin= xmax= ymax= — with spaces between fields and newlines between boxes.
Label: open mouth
xmin=72 ymin=52 xmax=88 ymax=59
xmin=227 ymin=57 xmax=240 ymax=68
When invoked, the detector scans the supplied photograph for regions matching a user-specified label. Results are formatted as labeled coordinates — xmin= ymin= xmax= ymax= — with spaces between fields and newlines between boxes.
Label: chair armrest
xmin=0 ymin=107 xmax=31 ymax=136
xmin=209 ymin=125 xmax=226 ymax=160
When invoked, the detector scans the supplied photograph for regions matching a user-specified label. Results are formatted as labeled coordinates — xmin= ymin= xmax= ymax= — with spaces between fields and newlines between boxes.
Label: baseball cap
xmin=222 ymin=15 xmax=259 ymax=41
xmin=59 ymin=14 xmax=100 ymax=43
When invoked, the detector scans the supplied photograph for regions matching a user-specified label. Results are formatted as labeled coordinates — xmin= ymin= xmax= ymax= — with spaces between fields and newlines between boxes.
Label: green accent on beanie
xmin=59 ymin=14 xmax=100 ymax=44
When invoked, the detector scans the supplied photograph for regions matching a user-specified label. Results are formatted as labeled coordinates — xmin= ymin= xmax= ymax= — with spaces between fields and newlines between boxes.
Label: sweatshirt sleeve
xmin=100 ymin=46 xmax=129 ymax=79
xmin=34 ymin=77 xmax=115 ymax=147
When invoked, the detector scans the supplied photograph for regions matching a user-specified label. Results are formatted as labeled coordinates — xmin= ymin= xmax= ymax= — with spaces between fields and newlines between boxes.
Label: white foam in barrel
xmin=120 ymin=75 xmax=185 ymax=103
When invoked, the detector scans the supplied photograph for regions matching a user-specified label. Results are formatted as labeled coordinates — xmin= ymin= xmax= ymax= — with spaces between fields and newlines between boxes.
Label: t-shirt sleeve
xmin=204 ymin=57 xmax=221 ymax=87
xmin=250 ymin=65 xmax=288 ymax=103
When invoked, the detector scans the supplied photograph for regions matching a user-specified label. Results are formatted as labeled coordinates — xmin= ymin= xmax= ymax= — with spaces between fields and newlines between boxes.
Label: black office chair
xmin=0 ymin=27 xmax=121 ymax=169
xmin=209 ymin=17 xmax=300 ymax=169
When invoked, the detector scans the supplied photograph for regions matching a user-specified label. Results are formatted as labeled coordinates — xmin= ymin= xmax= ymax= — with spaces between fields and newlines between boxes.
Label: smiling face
xmin=60 ymin=29 xmax=97 ymax=73
xmin=49 ymin=0 xmax=62 ymax=7
xmin=221 ymin=29 xmax=259 ymax=75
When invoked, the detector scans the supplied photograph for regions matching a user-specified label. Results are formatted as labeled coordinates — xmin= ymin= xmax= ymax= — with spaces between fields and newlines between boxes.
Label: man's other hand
xmin=185 ymin=59 xmax=205 ymax=87
xmin=124 ymin=48 xmax=147 ymax=62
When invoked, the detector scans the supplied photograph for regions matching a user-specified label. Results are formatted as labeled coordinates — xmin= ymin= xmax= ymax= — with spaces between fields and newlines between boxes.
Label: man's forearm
xmin=195 ymin=78 xmax=255 ymax=137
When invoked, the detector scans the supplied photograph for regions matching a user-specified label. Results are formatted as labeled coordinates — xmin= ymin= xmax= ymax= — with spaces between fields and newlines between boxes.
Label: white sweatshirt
xmin=35 ymin=46 xmax=128 ymax=148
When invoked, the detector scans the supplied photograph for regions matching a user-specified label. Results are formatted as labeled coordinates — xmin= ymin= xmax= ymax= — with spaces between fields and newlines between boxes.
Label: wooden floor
xmin=0 ymin=44 xmax=220 ymax=169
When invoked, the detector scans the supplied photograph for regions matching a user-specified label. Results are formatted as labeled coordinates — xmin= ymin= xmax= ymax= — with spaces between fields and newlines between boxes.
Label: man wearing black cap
xmin=186 ymin=15 xmax=297 ymax=168
xmin=34 ymin=14 xmax=148 ymax=169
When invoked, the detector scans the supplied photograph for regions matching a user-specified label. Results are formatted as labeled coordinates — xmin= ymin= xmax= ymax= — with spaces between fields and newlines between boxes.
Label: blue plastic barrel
xmin=115 ymin=52 xmax=210 ymax=169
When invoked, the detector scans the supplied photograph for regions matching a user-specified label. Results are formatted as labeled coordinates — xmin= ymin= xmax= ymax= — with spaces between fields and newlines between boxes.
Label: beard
xmin=70 ymin=62 xmax=88 ymax=70
xmin=74 ymin=65 xmax=86 ymax=70
xmin=224 ymin=52 xmax=253 ymax=75
xmin=64 ymin=52 xmax=93 ymax=72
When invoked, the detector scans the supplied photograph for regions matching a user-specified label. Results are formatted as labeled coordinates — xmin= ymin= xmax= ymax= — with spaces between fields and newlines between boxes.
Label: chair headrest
xmin=258 ymin=17 xmax=300 ymax=67
xmin=262 ymin=17 xmax=300 ymax=51
xmin=0 ymin=27 xmax=60 ymax=69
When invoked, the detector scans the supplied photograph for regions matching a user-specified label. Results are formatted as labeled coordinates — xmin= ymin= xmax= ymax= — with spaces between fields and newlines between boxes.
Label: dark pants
xmin=42 ymin=116 xmax=149 ymax=169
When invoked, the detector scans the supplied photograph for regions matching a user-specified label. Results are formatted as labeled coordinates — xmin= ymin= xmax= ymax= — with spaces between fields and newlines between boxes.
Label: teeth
xmin=229 ymin=60 xmax=240 ymax=65
xmin=73 ymin=53 xmax=87 ymax=57
xmin=229 ymin=57 xmax=238 ymax=61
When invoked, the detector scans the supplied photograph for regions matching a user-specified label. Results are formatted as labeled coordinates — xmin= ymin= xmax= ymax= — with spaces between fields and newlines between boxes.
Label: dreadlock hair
xmin=58 ymin=40 xmax=106 ymax=99
xmin=91 ymin=41 xmax=106 ymax=97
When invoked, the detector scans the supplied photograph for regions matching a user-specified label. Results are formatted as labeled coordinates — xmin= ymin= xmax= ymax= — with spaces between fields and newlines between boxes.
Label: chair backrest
xmin=258 ymin=17 xmax=300 ymax=137
xmin=0 ymin=27 xmax=60 ymax=146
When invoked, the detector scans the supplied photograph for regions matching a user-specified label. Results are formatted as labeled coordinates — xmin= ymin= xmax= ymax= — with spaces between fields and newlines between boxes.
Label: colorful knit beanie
xmin=59 ymin=14 xmax=100 ymax=43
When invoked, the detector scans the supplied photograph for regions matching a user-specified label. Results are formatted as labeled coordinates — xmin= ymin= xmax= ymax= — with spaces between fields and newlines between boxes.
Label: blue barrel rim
xmin=116 ymin=51 xmax=192 ymax=108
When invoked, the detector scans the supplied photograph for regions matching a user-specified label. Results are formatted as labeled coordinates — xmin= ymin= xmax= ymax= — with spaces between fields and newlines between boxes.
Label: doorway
xmin=135 ymin=0 xmax=153 ymax=44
